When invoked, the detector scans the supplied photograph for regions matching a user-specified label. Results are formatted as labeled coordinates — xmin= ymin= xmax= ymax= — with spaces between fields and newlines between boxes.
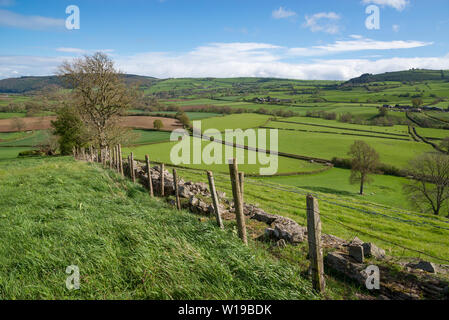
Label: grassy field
xmin=259 ymin=167 xmax=411 ymax=210
xmin=0 ymin=130 xmax=49 ymax=147
xmin=264 ymin=119 xmax=433 ymax=167
xmin=0 ymin=112 xmax=26 ymax=119
xmin=0 ymin=147 xmax=34 ymax=160
xmin=0 ymin=156 xmax=324 ymax=299
xmin=129 ymin=130 xmax=172 ymax=146
xmin=199 ymin=114 xmax=271 ymax=132
xmin=123 ymin=137 xmax=323 ymax=176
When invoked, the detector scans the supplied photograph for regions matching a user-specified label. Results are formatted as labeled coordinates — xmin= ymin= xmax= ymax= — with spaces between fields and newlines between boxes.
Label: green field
xmin=259 ymin=167 xmax=411 ymax=210
xmin=0 ymin=112 xmax=27 ymax=119
xmin=0 ymin=130 xmax=49 ymax=147
xmin=0 ymin=147 xmax=35 ymax=160
xmin=123 ymin=137 xmax=323 ymax=176
xmin=263 ymin=119 xmax=433 ymax=167
xmin=129 ymin=130 xmax=172 ymax=146
xmin=199 ymin=114 xmax=271 ymax=132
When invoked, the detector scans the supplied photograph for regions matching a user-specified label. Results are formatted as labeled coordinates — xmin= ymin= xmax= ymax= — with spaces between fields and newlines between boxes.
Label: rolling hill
xmin=0 ymin=74 xmax=158 ymax=93
xmin=345 ymin=69 xmax=449 ymax=85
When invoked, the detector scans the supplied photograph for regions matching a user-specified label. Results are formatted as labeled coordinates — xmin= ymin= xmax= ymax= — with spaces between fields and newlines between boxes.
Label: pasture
xmin=123 ymin=136 xmax=323 ymax=176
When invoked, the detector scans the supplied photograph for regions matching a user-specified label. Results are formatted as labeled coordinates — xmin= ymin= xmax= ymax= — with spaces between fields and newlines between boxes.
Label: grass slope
xmin=0 ymin=157 xmax=318 ymax=299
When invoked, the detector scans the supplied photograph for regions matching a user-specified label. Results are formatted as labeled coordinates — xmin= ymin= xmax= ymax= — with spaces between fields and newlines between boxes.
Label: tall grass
xmin=0 ymin=157 xmax=318 ymax=299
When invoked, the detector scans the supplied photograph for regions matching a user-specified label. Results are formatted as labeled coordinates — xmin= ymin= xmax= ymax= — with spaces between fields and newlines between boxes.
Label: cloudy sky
xmin=0 ymin=0 xmax=448 ymax=80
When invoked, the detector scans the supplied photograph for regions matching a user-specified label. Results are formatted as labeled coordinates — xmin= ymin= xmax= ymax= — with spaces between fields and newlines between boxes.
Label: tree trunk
xmin=359 ymin=175 xmax=364 ymax=195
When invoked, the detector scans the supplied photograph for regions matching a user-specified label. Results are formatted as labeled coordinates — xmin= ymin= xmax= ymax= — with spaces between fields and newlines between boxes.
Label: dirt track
xmin=0 ymin=116 xmax=182 ymax=133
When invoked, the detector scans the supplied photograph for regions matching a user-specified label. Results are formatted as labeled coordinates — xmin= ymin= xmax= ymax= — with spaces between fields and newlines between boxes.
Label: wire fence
xmin=172 ymin=165 xmax=449 ymax=264
xmin=74 ymin=147 xmax=449 ymax=265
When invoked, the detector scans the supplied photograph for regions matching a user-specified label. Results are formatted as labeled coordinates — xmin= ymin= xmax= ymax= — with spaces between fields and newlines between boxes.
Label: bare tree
xmin=348 ymin=140 xmax=380 ymax=195
xmin=403 ymin=152 xmax=449 ymax=216
xmin=12 ymin=117 xmax=25 ymax=132
xmin=58 ymin=52 xmax=136 ymax=148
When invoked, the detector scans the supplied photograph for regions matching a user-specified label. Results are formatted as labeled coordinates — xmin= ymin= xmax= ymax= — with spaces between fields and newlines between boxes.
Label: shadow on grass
xmin=298 ymin=186 xmax=355 ymax=197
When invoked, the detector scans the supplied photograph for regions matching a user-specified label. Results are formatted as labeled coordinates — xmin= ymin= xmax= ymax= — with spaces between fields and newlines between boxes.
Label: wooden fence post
xmin=239 ymin=171 xmax=244 ymax=204
xmin=228 ymin=158 xmax=247 ymax=245
xmin=117 ymin=146 xmax=120 ymax=173
xmin=118 ymin=144 xmax=124 ymax=176
xmin=111 ymin=146 xmax=115 ymax=168
xmin=114 ymin=146 xmax=118 ymax=171
xmin=89 ymin=146 xmax=93 ymax=162
xmin=109 ymin=146 xmax=112 ymax=169
xmin=306 ymin=194 xmax=325 ymax=293
xmin=72 ymin=146 xmax=76 ymax=159
xmin=173 ymin=169 xmax=181 ymax=210
xmin=207 ymin=171 xmax=224 ymax=229
xmin=145 ymin=155 xmax=154 ymax=197
xmin=130 ymin=152 xmax=136 ymax=183
xmin=160 ymin=163 xmax=165 ymax=196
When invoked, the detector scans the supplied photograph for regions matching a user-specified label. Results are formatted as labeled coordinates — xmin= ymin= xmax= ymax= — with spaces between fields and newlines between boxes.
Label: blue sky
xmin=0 ymin=0 xmax=448 ymax=80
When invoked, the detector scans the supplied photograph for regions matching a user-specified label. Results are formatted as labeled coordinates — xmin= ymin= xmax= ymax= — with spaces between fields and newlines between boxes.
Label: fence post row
xmin=207 ymin=171 xmax=224 ymax=229
xmin=228 ymin=158 xmax=247 ymax=245
xmin=306 ymin=194 xmax=326 ymax=293
xmin=173 ymin=169 xmax=181 ymax=210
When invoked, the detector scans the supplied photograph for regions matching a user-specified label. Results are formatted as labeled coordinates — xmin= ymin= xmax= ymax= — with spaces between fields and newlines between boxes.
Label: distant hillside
xmin=0 ymin=74 xmax=158 ymax=94
xmin=346 ymin=69 xmax=449 ymax=85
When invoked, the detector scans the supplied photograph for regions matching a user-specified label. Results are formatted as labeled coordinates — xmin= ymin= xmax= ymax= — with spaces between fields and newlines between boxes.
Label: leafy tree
xmin=12 ymin=118 xmax=25 ymax=132
xmin=153 ymin=119 xmax=163 ymax=130
xmin=348 ymin=141 xmax=380 ymax=195
xmin=51 ymin=106 xmax=89 ymax=155
xmin=378 ymin=106 xmax=388 ymax=117
xmin=403 ymin=152 xmax=449 ymax=215
xmin=412 ymin=97 xmax=423 ymax=108
xmin=176 ymin=111 xmax=190 ymax=128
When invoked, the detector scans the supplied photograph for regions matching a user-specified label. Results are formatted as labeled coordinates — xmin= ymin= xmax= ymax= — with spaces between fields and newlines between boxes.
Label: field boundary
xmin=261 ymin=126 xmax=411 ymax=142
xmin=273 ymin=119 xmax=409 ymax=137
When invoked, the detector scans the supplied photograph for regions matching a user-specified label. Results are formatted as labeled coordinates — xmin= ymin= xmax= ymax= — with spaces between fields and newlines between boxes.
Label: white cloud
xmin=111 ymin=42 xmax=448 ymax=81
xmin=272 ymin=7 xmax=297 ymax=19
xmin=0 ymin=55 xmax=65 ymax=79
xmin=0 ymin=9 xmax=65 ymax=30
xmin=303 ymin=12 xmax=341 ymax=34
xmin=56 ymin=48 xmax=115 ymax=54
xmin=288 ymin=36 xmax=432 ymax=56
xmin=1 ymin=42 xmax=448 ymax=81
xmin=362 ymin=0 xmax=409 ymax=11
xmin=392 ymin=24 xmax=400 ymax=32
xmin=56 ymin=48 xmax=87 ymax=54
